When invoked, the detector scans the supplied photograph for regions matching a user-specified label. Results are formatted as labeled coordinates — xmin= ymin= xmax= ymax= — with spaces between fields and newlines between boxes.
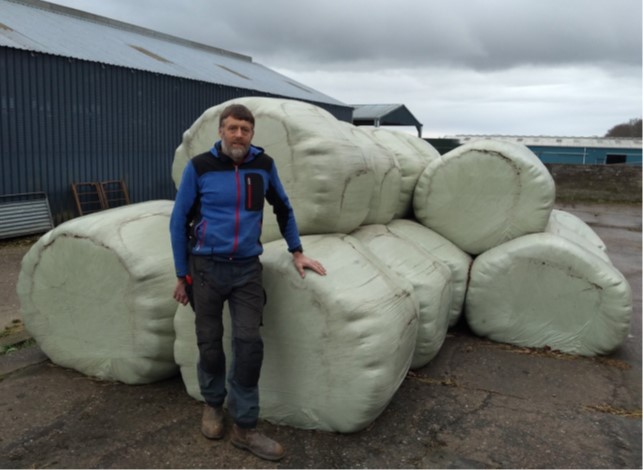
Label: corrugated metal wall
xmin=529 ymin=145 xmax=642 ymax=165
xmin=0 ymin=47 xmax=352 ymax=225
xmin=0 ymin=192 xmax=54 ymax=239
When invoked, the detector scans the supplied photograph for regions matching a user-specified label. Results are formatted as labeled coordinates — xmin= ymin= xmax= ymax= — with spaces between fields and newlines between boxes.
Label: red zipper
xmin=232 ymin=165 xmax=241 ymax=254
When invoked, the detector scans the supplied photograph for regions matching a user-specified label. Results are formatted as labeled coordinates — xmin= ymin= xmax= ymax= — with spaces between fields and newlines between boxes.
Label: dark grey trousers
xmin=190 ymin=255 xmax=264 ymax=428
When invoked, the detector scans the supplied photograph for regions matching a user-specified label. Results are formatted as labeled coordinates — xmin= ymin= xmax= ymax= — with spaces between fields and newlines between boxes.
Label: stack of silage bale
xmin=411 ymin=138 xmax=630 ymax=356
xmin=17 ymin=97 xmax=632 ymax=434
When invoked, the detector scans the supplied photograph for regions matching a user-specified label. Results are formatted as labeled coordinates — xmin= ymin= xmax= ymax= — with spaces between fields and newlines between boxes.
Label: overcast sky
xmin=47 ymin=0 xmax=642 ymax=137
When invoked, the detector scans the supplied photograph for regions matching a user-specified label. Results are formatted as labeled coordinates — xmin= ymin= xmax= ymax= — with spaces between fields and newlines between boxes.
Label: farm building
xmin=0 ymin=0 xmax=353 ymax=233
xmin=352 ymin=104 xmax=424 ymax=137
xmin=446 ymin=135 xmax=642 ymax=165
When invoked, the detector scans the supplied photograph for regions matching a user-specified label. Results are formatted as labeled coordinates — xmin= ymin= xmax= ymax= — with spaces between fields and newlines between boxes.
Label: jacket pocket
xmin=244 ymin=173 xmax=265 ymax=212
xmin=192 ymin=219 xmax=208 ymax=250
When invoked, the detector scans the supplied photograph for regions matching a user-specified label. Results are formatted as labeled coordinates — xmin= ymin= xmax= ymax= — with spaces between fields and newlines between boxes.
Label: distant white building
xmin=445 ymin=135 xmax=642 ymax=165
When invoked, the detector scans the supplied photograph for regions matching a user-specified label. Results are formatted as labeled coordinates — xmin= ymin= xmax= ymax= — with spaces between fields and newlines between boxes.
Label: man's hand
xmin=173 ymin=278 xmax=190 ymax=305
xmin=292 ymin=251 xmax=327 ymax=278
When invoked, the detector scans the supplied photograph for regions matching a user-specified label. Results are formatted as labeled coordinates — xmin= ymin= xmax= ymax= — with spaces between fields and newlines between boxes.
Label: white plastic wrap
xmin=350 ymin=225 xmax=452 ymax=368
xmin=386 ymin=219 xmax=472 ymax=327
xmin=172 ymin=97 xmax=379 ymax=241
xmin=413 ymin=139 xmax=556 ymax=254
xmin=367 ymin=128 xmax=440 ymax=218
xmin=17 ymin=201 xmax=178 ymax=384
xmin=337 ymin=122 xmax=401 ymax=225
xmin=465 ymin=233 xmax=632 ymax=356
xmin=545 ymin=209 xmax=610 ymax=263
xmin=174 ymin=234 xmax=419 ymax=432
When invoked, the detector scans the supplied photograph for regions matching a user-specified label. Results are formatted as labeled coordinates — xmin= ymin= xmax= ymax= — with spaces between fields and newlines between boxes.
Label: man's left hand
xmin=293 ymin=251 xmax=327 ymax=278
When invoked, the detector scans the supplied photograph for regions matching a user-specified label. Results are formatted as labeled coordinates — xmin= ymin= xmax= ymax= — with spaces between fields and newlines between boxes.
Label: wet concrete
xmin=0 ymin=203 xmax=640 ymax=468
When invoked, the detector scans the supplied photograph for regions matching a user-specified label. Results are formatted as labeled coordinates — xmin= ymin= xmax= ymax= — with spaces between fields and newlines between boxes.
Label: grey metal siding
xmin=1 ymin=47 xmax=352 ymax=225
xmin=0 ymin=192 xmax=54 ymax=239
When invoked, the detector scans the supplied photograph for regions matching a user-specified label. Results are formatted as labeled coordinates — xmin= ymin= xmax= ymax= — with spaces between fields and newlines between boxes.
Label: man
xmin=170 ymin=104 xmax=326 ymax=462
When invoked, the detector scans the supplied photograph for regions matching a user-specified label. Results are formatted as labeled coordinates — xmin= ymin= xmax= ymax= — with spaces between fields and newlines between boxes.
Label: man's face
xmin=219 ymin=116 xmax=254 ymax=163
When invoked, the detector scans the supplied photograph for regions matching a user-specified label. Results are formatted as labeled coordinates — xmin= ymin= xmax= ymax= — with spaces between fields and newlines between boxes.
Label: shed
xmin=0 ymin=0 xmax=353 ymax=226
xmin=352 ymin=104 xmax=423 ymax=137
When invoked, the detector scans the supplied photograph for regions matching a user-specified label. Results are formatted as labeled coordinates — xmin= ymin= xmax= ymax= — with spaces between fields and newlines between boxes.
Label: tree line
xmin=605 ymin=118 xmax=642 ymax=138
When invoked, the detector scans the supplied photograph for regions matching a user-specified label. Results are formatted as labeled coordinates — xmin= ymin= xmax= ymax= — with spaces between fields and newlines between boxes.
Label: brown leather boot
xmin=230 ymin=423 xmax=285 ymax=461
xmin=201 ymin=404 xmax=224 ymax=439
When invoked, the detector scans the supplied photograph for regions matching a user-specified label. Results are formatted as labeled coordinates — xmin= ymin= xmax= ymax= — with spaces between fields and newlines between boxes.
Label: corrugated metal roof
xmin=351 ymin=103 xmax=423 ymax=136
xmin=0 ymin=0 xmax=346 ymax=106
xmin=451 ymin=135 xmax=643 ymax=149
xmin=351 ymin=104 xmax=406 ymax=120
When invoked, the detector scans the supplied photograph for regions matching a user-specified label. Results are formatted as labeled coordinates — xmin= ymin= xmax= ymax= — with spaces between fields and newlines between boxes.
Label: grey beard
xmin=222 ymin=143 xmax=248 ymax=163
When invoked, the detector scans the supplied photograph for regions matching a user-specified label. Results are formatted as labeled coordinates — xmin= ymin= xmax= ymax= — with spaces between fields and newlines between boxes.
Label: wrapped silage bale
xmin=172 ymin=97 xmax=378 ymax=242
xmin=367 ymin=128 xmax=440 ymax=218
xmin=393 ymin=130 xmax=442 ymax=163
xmin=337 ymin=122 xmax=402 ymax=225
xmin=17 ymin=201 xmax=178 ymax=384
xmin=174 ymin=234 xmax=419 ymax=433
xmin=386 ymin=219 xmax=472 ymax=327
xmin=350 ymin=224 xmax=452 ymax=368
xmin=413 ymin=139 xmax=556 ymax=254
xmin=465 ymin=233 xmax=632 ymax=356
xmin=545 ymin=209 xmax=610 ymax=263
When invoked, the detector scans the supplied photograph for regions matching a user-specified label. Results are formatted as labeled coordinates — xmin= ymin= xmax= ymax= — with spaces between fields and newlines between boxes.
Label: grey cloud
xmin=195 ymin=0 xmax=642 ymax=71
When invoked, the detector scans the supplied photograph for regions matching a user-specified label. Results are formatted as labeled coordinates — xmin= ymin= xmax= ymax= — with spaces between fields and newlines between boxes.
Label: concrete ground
xmin=0 ymin=202 xmax=640 ymax=468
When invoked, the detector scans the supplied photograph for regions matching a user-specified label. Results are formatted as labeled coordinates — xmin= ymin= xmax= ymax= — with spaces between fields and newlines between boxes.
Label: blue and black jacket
xmin=170 ymin=141 xmax=302 ymax=278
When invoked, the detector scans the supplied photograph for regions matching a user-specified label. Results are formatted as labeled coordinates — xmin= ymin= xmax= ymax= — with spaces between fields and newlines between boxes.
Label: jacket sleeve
xmin=265 ymin=162 xmax=303 ymax=253
xmin=169 ymin=162 xmax=199 ymax=277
